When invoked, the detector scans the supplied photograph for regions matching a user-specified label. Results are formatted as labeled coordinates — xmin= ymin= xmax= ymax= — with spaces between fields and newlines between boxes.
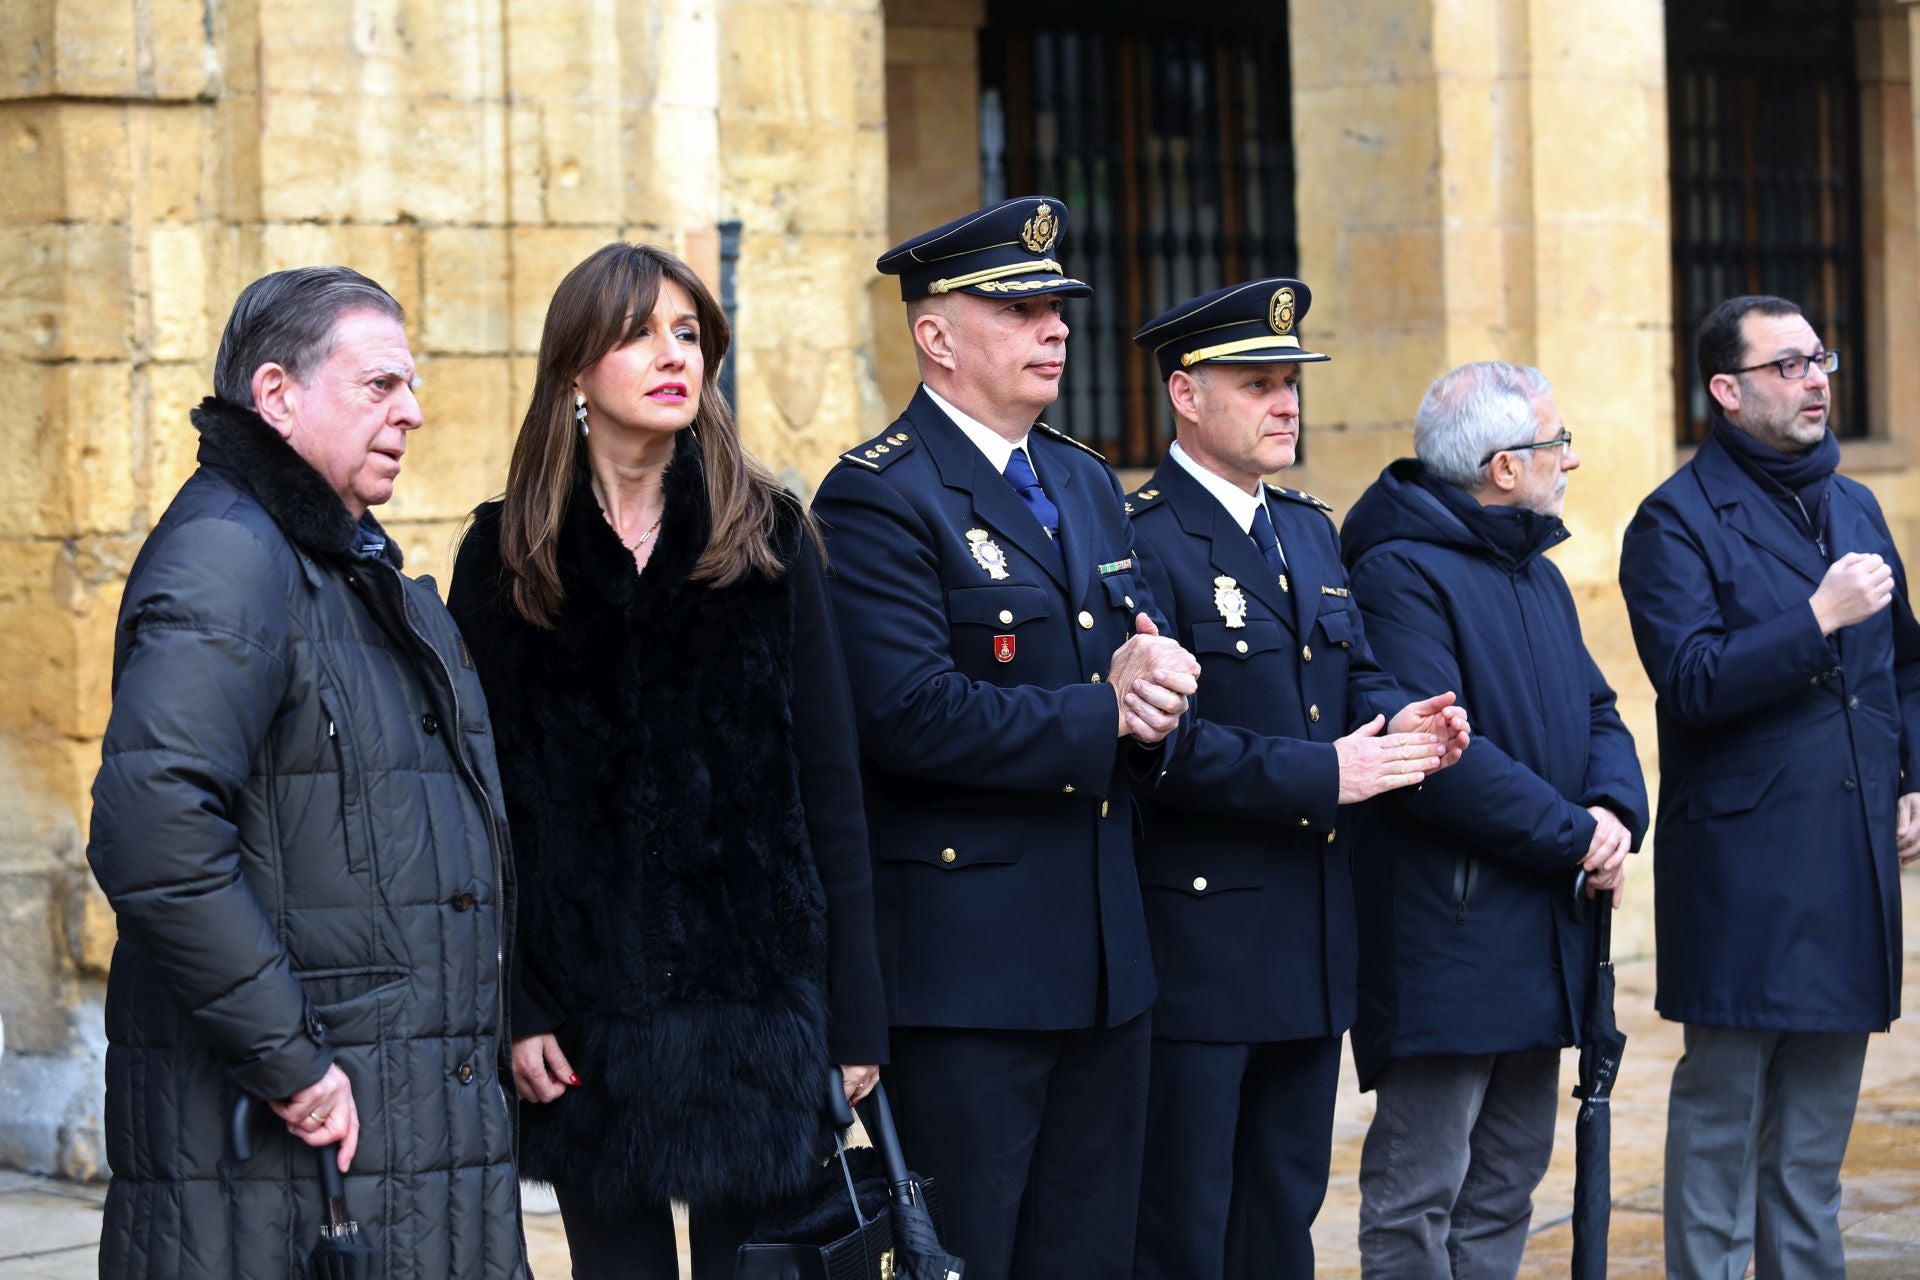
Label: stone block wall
xmin=0 ymin=0 xmax=890 ymax=1178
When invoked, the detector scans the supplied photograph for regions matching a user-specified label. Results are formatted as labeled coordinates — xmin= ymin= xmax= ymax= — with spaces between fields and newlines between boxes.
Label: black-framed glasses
xmin=1727 ymin=349 xmax=1840 ymax=380
xmin=1480 ymin=429 xmax=1574 ymax=469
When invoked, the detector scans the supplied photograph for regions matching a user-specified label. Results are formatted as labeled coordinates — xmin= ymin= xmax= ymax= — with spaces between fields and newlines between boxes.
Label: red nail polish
xmin=569 ymin=1073 xmax=583 ymax=1086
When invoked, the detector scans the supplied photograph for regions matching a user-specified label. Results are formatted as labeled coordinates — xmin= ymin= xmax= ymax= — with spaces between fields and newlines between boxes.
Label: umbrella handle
xmin=229 ymin=1093 xmax=258 ymax=1162
xmin=855 ymin=1081 xmax=914 ymax=1191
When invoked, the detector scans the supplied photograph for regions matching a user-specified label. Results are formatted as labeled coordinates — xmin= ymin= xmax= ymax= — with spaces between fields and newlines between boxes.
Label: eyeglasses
xmin=1480 ymin=429 xmax=1574 ymax=469
xmin=1727 ymin=349 xmax=1840 ymax=381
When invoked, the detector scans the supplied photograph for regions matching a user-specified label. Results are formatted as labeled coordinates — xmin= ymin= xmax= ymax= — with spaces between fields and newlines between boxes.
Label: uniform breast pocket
xmin=949 ymin=584 xmax=1052 ymax=631
xmin=1191 ymin=619 xmax=1286 ymax=662
xmin=1099 ymin=572 xmax=1141 ymax=616
xmin=1315 ymin=604 xmax=1358 ymax=650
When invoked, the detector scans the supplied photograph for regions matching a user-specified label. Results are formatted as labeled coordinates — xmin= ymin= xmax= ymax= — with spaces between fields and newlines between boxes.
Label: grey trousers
xmin=1356 ymin=1049 xmax=1561 ymax=1280
xmin=1664 ymin=1024 xmax=1869 ymax=1280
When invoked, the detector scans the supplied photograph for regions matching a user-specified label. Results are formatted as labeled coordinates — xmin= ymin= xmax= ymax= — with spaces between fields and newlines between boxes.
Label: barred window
xmin=979 ymin=0 xmax=1298 ymax=467
xmin=1667 ymin=0 xmax=1867 ymax=442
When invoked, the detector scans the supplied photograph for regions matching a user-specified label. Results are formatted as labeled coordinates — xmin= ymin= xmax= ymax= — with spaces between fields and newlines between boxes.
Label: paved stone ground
xmin=9 ymin=873 xmax=1920 ymax=1278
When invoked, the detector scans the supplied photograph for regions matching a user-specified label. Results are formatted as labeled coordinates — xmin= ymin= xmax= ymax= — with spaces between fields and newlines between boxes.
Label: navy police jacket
xmin=1340 ymin=460 xmax=1648 ymax=1085
xmin=1621 ymin=430 xmax=1918 ymax=1032
xmin=1128 ymin=454 xmax=1405 ymax=1043
xmin=811 ymin=387 xmax=1164 ymax=1032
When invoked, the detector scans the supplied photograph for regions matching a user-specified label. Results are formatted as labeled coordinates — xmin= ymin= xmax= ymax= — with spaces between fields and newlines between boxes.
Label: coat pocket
xmin=876 ymin=813 xmax=1026 ymax=871
xmin=1139 ymin=850 xmax=1263 ymax=897
xmin=1683 ymin=764 xmax=1785 ymax=822
xmin=295 ymin=965 xmax=410 ymax=1045
xmin=947 ymin=584 xmax=1053 ymax=628
xmin=1316 ymin=606 xmax=1358 ymax=649
xmin=1190 ymin=619 xmax=1286 ymax=661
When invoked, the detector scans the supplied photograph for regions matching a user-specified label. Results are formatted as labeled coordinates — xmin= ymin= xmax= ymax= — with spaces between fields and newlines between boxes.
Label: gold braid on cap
xmin=928 ymin=259 xmax=1064 ymax=294
xmin=1179 ymin=334 xmax=1303 ymax=368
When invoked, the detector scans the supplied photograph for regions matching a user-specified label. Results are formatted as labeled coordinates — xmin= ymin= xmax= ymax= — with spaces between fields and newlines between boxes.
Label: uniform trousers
xmin=552 ymin=1184 xmax=758 ymax=1280
xmin=885 ymin=1013 xmax=1152 ymax=1280
xmin=1663 ymin=1025 xmax=1869 ymax=1280
xmin=1133 ymin=1034 xmax=1343 ymax=1280
xmin=1356 ymin=1049 xmax=1561 ymax=1280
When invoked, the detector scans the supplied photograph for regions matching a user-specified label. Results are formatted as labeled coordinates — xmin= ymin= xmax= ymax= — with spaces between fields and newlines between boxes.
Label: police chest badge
xmin=1213 ymin=575 xmax=1248 ymax=629
xmin=967 ymin=528 xmax=1011 ymax=580
xmin=994 ymin=634 xmax=1016 ymax=663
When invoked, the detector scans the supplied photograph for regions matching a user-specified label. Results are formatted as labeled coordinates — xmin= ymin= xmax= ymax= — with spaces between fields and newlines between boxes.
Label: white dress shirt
xmin=923 ymin=383 xmax=1033 ymax=476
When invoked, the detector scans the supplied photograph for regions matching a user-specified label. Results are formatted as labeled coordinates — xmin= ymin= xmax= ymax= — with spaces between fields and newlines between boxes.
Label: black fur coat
xmin=448 ymin=433 xmax=885 ymax=1213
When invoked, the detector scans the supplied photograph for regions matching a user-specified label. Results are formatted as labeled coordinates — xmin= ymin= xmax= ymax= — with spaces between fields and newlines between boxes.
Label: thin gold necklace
xmin=618 ymin=516 xmax=664 ymax=551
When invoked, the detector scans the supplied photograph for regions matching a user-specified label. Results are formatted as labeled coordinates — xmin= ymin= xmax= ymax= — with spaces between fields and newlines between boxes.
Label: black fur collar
xmin=190 ymin=395 xmax=401 ymax=567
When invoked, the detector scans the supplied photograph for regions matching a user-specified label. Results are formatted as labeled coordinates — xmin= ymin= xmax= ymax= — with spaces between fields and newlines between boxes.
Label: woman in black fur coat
xmin=448 ymin=243 xmax=887 ymax=1278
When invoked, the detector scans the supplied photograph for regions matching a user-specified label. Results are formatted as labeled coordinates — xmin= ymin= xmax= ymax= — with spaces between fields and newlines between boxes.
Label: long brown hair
xmin=498 ymin=243 xmax=790 ymax=628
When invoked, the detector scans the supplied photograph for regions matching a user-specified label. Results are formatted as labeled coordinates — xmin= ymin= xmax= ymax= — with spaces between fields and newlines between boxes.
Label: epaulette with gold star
xmin=1033 ymin=421 xmax=1105 ymax=462
xmin=1126 ymin=485 xmax=1167 ymax=517
xmin=1266 ymin=482 xmax=1333 ymax=513
xmin=838 ymin=426 xmax=918 ymax=472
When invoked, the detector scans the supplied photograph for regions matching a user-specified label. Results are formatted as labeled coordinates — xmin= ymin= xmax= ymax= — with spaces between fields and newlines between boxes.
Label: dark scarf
xmin=1712 ymin=412 xmax=1840 ymax=545
xmin=189 ymin=395 xmax=404 ymax=567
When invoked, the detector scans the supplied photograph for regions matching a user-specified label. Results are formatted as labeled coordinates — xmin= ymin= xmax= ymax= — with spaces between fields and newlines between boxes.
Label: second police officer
xmin=811 ymin=197 xmax=1202 ymax=1280
xmin=1123 ymin=279 xmax=1472 ymax=1278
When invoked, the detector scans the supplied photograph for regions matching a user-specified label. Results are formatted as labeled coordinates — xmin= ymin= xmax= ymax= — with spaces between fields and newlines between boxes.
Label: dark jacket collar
xmin=557 ymin=427 xmax=710 ymax=611
xmin=1341 ymin=458 xmax=1568 ymax=573
xmin=190 ymin=396 xmax=403 ymax=568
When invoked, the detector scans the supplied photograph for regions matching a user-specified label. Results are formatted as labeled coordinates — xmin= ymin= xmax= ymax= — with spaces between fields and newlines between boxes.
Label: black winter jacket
xmin=1339 ymin=460 xmax=1649 ymax=1085
xmin=448 ymin=432 xmax=887 ymax=1215
xmin=87 ymin=398 xmax=527 ymax=1278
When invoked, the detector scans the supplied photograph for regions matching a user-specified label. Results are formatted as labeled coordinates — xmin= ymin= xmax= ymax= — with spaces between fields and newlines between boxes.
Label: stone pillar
xmin=874 ymin=0 xmax=986 ymax=412
xmin=1291 ymin=0 xmax=1673 ymax=955
xmin=720 ymin=0 xmax=891 ymax=491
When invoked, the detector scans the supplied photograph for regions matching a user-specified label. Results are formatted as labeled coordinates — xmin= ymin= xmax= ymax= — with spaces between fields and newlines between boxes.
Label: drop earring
xmin=575 ymin=392 xmax=589 ymax=437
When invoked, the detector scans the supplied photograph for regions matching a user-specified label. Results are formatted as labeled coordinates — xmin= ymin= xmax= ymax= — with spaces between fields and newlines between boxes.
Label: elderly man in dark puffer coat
xmin=86 ymin=266 xmax=528 ymax=1278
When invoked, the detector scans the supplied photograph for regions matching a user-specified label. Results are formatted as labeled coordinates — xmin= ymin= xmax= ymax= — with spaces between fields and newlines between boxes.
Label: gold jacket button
xmin=1235 ymin=640 xmax=1249 ymax=654
xmin=1091 ymin=672 xmax=1102 ymax=683
xmin=940 ymin=847 xmax=957 ymax=863
xmin=1124 ymin=595 xmax=1135 ymax=609
xmin=1327 ymin=830 xmax=1337 ymax=845
xmin=1309 ymin=704 xmax=1321 ymax=722
xmin=999 ymin=609 xmax=1014 ymax=624
xmin=1192 ymin=876 xmax=1208 ymax=892
xmin=1298 ymin=818 xmax=1309 ymax=827
xmin=1062 ymin=784 xmax=1075 ymax=793
xmin=1078 ymin=610 xmax=1095 ymax=629
xmin=1100 ymin=800 xmax=1110 ymax=818
xmin=1303 ymin=645 xmax=1313 ymax=661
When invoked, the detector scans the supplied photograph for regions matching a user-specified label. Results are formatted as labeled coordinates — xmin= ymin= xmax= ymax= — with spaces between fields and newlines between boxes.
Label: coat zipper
xmin=1453 ymin=855 xmax=1476 ymax=924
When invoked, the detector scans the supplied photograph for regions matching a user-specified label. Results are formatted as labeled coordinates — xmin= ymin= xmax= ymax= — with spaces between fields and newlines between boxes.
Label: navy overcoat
xmin=1127 ymin=456 xmax=1404 ymax=1043
xmin=811 ymin=387 xmax=1165 ymax=1032
xmin=1340 ymin=461 xmax=1648 ymax=1085
xmin=1620 ymin=431 xmax=1918 ymax=1031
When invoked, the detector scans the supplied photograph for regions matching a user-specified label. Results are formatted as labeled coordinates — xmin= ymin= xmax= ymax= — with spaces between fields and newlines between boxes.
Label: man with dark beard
xmin=1621 ymin=295 xmax=1920 ymax=1279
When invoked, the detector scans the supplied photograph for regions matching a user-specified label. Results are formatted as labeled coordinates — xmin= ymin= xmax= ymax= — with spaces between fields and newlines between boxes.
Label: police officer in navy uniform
xmin=810 ymin=196 xmax=1202 ymax=1280
xmin=1123 ymin=279 xmax=1471 ymax=1279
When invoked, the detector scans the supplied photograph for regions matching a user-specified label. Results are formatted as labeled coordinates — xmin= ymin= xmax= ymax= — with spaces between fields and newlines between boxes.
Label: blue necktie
xmin=1005 ymin=447 xmax=1061 ymax=544
xmin=1250 ymin=501 xmax=1288 ymax=587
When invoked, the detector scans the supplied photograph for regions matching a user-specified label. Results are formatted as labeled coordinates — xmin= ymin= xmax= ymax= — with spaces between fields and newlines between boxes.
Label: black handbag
xmin=736 ymin=1072 xmax=954 ymax=1280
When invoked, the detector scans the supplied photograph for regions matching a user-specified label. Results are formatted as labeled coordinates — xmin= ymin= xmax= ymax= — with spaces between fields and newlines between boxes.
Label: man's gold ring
xmin=308 ymin=1111 xmax=328 ymax=1126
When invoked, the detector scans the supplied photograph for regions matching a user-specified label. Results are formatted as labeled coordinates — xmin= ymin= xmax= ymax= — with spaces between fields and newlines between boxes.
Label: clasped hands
xmin=1109 ymin=615 xmax=1201 ymax=742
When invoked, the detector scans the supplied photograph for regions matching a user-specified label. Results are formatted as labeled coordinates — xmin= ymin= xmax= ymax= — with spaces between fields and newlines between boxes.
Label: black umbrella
xmin=229 ymin=1095 xmax=384 ymax=1278
xmin=856 ymin=1083 xmax=964 ymax=1280
xmin=1570 ymin=874 xmax=1626 ymax=1280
